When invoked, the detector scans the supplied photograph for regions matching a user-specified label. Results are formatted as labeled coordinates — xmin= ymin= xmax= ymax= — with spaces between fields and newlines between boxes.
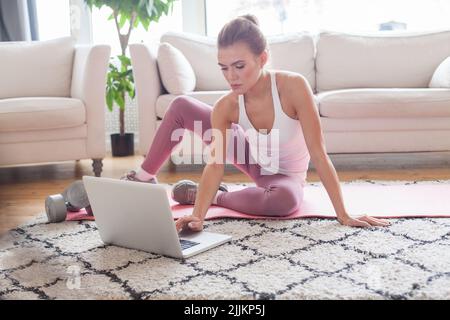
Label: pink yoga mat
xmin=66 ymin=183 xmax=450 ymax=221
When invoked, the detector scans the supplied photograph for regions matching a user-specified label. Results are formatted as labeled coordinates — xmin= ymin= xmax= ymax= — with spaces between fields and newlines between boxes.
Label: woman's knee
xmin=167 ymin=95 xmax=192 ymax=115
xmin=166 ymin=96 xmax=211 ymax=127
xmin=266 ymin=185 xmax=303 ymax=216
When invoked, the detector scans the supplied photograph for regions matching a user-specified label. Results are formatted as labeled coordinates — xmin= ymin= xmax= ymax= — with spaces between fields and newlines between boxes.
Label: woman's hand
xmin=175 ymin=215 xmax=204 ymax=233
xmin=338 ymin=214 xmax=391 ymax=228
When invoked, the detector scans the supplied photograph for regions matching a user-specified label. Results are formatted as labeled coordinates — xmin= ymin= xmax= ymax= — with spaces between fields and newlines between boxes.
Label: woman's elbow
xmin=206 ymin=162 xmax=225 ymax=172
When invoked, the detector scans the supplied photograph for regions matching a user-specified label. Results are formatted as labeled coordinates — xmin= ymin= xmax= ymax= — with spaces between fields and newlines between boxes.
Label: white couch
xmin=130 ymin=30 xmax=450 ymax=165
xmin=0 ymin=37 xmax=110 ymax=176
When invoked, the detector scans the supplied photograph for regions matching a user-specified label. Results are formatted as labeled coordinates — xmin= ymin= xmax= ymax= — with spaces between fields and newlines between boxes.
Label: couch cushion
xmin=266 ymin=32 xmax=315 ymax=91
xmin=317 ymin=88 xmax=450 ymax=118
xmin=155 ymin=92 xmax=227 ymax=119
xmin=316 ymin=30 xmax=450 ymax=91
xmin=0 ymin=126 xmax=87 ymax=144
xmin=429 ymin=56 xmax=450 ymax=88
xmin=0 ymin=97 xmax=85 ymax=132
xmin=160 ymin=31 xmax=316 ymax=92
xmin=157 ymin=42 xmax=196 ymax=94
xmin=321 ymin=117 xmax=450 ymax=132
xmin=0 ymin=37 xmax=75 ymax=99
xmin=161 ymin=32 xmax=228 ymax=91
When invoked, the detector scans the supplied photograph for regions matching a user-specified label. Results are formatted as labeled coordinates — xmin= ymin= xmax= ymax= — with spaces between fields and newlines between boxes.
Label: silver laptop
xmin=82 ymin=176 xmax=232 ymax=259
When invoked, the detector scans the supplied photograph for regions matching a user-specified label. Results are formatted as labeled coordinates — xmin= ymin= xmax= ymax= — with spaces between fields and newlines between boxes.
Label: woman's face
xmin=218 ymin=41 xmax=267 ymax=94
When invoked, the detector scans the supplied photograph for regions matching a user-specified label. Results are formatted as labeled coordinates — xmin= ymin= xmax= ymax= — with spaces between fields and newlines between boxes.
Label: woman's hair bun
xmin=239 ymin=14 xmax=259 ymax=27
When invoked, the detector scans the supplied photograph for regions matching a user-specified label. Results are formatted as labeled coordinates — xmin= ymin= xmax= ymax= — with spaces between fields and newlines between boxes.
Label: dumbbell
xmin=45 ymin=180 xmax=93 ymax=223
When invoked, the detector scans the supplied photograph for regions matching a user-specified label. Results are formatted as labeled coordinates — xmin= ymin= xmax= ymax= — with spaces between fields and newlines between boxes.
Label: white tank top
xmin=237 ymin=71 xmax=310 ymax=185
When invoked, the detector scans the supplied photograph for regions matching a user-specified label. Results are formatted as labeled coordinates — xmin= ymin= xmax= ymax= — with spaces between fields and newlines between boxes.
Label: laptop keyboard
xmin=180 ymin=239 xmax=200 ymax=250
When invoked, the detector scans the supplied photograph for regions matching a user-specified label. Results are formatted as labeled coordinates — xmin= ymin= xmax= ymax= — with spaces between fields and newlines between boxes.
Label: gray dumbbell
xmin=45 ymin=180 xmax=93 ymax=223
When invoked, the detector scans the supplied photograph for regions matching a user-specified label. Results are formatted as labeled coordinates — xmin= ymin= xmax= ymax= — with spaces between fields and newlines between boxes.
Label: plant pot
xmin=111 ymin=133 xmax=134 ymax=157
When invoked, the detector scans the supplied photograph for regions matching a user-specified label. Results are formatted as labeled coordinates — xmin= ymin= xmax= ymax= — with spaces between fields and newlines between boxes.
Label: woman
xmin=122 ymin=14 xmax=390 ymax=231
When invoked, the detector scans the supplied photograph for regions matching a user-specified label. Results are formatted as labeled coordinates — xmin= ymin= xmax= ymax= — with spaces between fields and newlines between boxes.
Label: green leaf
xmin=106 ymin=89 xmax=114 ymax=111
xmin=146 ymin=0 xmax=155 ymax=17
xmin=119 ymin=13 xmax=128 ymax=29
xmin=117 ymin=55 xmax=131 ymax=66
xmin=133 ymin=16 xmax=140 ymax=29
xmin=114 ymin=91 xmax=125 ymax=110
xmin=122 ymin=69 xmax=133 ymax=78
xmin=141 ymin=17 xmax=150 ymax=30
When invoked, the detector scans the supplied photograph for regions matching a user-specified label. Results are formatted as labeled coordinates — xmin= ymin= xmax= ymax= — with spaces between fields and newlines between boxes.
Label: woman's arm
xmin=175 ymin=97 xmax=232 ymax=232
xmin=289 ymin=75 xmax=390 ymax=227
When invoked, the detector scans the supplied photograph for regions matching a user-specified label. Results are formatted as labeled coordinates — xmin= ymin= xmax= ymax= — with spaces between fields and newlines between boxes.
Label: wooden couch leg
xmin=168 ymin=157 xmax=176 ymax=172
xmin=92 ymin=159 xmax=103 ymax=177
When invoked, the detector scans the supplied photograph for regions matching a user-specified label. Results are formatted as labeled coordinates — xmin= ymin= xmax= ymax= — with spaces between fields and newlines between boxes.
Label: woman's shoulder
xmin=272 ymin=70 xmax=311 ymax=103
xmin=213 ymin=92 xmax=239 ymax=123
xmin=272 ymin=70 xmax=308 ymax=88
xmin=216 ymin=92 xmax=238 ymax=109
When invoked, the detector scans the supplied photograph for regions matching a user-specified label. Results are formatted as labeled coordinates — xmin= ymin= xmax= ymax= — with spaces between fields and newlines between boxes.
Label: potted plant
xmin=85 ymin=0 xmax=177 ymax=156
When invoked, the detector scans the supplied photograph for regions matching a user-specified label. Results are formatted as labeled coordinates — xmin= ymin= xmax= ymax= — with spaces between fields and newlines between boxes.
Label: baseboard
xmin=326 ymin=151 xmax=450 ymax=170
xmin=161 ymin=151 xmax=450 ymax=172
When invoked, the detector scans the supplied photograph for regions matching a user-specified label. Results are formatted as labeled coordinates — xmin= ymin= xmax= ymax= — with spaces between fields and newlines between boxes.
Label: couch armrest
xmin=71 ymin=44 xmax=111 ymax=158
xmin=429 ymin=56 xmax=450 ymax=88
xmin=129 ymin=43 xmax=164 ymax=155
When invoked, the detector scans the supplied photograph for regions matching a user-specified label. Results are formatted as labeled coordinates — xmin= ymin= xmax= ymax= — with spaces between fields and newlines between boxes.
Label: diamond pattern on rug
xmin=340 ymin=256 xmax=434 ymax=298
xmin=276 ymin=274 xmax=384 ymax=300
xmin=1 ymin=180 xmax=450 ymax=300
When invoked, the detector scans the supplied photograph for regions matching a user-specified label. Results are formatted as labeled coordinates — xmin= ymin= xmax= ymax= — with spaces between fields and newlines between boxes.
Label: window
xmin=36 ymin=0 xmax=71 ymax=40
xmin=205 ymin=0 xmax=450 ymax=36
xmin=91 ymin=1 xmax=183 ymax=56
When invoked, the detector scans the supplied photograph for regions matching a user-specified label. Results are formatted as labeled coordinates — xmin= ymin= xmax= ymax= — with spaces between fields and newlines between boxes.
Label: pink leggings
xmin=141 ymin=96 xmax=304 ymax=216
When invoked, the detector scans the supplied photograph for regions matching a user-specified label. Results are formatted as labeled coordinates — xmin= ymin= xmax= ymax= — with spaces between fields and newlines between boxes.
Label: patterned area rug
xmin=1 ymin=180 xmax=450 ymax=300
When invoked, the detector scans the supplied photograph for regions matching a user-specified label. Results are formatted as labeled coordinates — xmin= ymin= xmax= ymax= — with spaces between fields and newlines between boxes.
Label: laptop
xmin=82 ymin=176 xmax=232 ymax=259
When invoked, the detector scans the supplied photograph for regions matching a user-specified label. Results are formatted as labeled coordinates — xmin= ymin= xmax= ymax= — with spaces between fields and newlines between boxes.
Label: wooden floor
xmin=1 ymin=153 xmax=450 ymax=236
